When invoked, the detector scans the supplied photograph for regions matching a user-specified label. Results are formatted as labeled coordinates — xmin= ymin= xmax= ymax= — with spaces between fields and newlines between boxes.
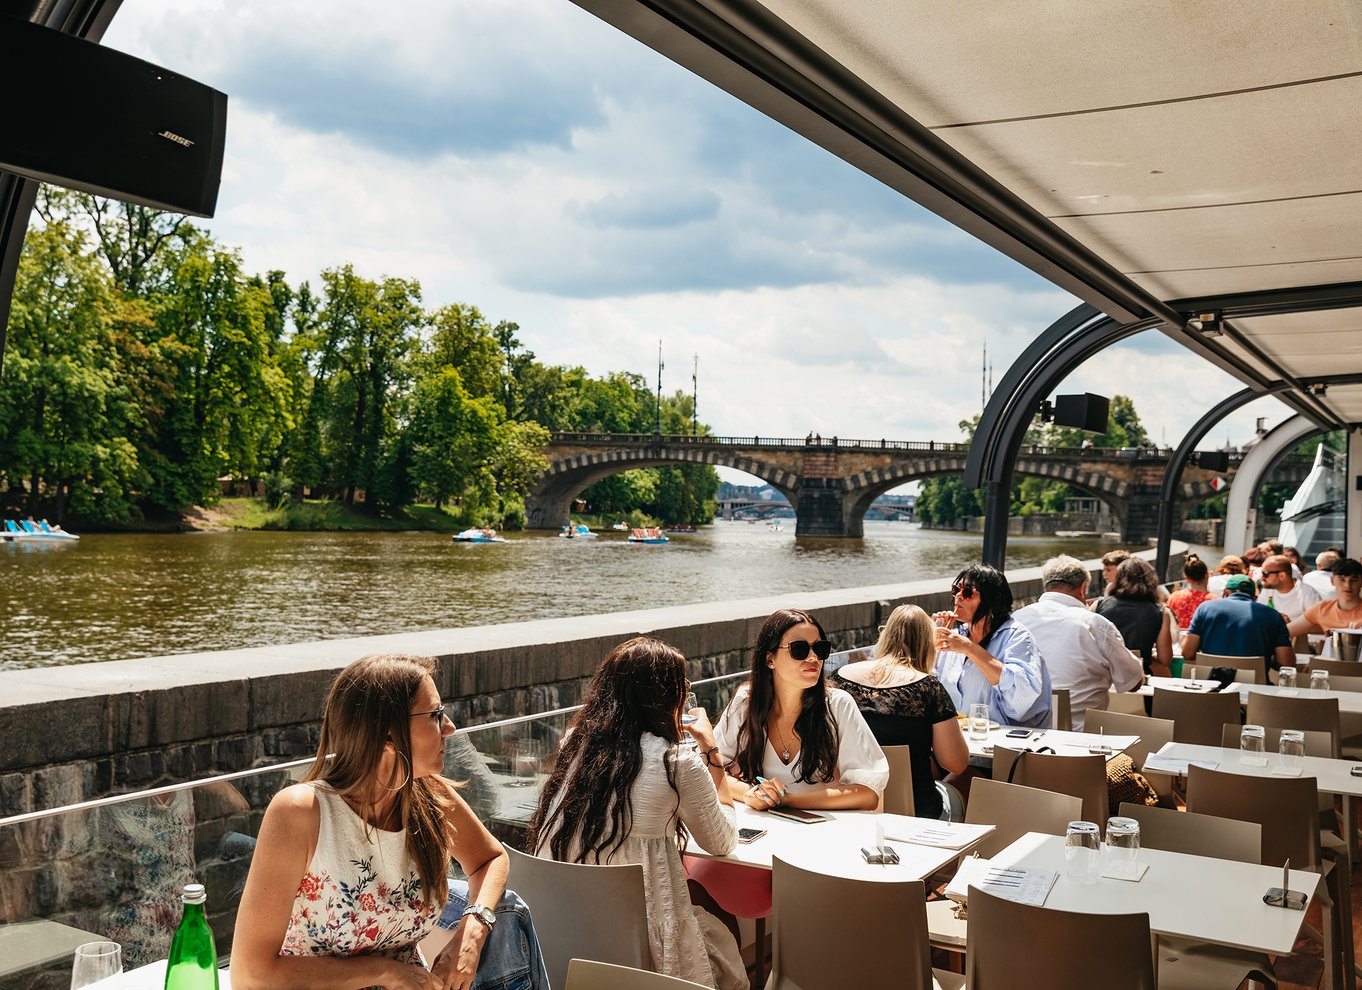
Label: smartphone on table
xmin=737 ymin=827 xmax=767 ymax=843
xmin=767 ymin=807 xmax=828 ymax=824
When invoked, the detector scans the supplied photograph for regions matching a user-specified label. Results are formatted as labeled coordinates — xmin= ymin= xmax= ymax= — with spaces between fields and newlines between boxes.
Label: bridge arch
xmin=525 ymin=445 xmax=799 ymax=529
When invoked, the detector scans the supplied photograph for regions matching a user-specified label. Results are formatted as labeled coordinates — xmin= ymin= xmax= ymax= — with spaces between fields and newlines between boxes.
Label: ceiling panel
xmin=1128 ymin=259 xmax=1362 ymax=300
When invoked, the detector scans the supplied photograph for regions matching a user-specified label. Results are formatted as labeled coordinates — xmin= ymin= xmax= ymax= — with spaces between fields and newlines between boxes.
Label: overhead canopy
xmin=572 ymin=0 xmax=1362 ymax=426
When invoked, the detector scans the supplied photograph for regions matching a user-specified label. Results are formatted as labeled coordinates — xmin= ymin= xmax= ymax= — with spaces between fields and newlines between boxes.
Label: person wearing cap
xmin=1181 ymin=574 xmax=1293 ymax=673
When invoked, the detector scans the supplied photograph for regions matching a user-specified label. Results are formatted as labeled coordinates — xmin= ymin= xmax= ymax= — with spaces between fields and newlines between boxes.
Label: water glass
xmin=1278 ymin=728 xmax=1306 ymax=775
xmin=1310 ymin=669 xmax=1330 ymax=692
xmin=968 ymin=703 xmax=991 ymax=741
xmin=1277 ymin=666 xmax=1298 ymax=694
xmin=70 ymin=941 xmax=122 ymax=989
xmin=511 ymin=739 xmax=540 ymax=786
xmin=1064 ymin=821 xmax=1101 ymax=884
xmin=681 ymin=690 xmax=700 ymax=726
xmin=1240 ymin=724 xmax=1267 ymax=767
xmin=1105 ymin=816 xmax=1141 ymax=877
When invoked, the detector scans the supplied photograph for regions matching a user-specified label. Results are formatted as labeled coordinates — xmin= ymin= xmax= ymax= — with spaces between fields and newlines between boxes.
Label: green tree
xmin=406 ymin=367 xmax=502 ymax=508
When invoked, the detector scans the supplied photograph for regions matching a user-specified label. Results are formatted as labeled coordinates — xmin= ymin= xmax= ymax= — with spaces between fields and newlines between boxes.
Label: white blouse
xmin=535 ymin=733 xmax=739 ymax=988
xmin=712 ymin=685 xmax=889 ymax=797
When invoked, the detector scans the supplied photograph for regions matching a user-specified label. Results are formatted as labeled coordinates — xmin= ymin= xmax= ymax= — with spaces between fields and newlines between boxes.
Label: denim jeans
xmin=438 ymin=882 xmax=549 ymax=990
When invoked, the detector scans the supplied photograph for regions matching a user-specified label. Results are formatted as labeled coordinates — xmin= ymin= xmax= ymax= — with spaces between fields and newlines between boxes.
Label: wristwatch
xmin=461 ymin=903 xmax=497 ymax=929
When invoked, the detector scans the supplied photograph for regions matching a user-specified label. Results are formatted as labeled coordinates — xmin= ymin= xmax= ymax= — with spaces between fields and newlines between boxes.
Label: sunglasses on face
xmin=410 ymin=704 xmax=448 ymax=724
xmin=951 ymin=585 xmax=977 ymax=600
xmin=777 ymin=639 xmax=832 ymax=662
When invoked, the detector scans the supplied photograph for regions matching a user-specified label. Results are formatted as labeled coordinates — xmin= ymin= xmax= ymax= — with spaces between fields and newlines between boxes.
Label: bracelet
xmin=704 ymin=746 xmax=724 ymax=768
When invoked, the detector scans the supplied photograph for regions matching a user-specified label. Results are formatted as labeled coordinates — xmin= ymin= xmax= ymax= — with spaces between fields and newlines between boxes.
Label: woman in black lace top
xmin=832 ymin=604 xmax=968 ymax=818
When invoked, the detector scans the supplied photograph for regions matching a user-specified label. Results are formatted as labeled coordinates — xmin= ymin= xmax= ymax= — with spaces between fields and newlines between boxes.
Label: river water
xmin=0 ymin=522 xmax=1119 ymax=670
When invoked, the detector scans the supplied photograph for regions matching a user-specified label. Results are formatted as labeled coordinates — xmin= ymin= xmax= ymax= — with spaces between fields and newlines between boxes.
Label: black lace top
xmin=831 ymin=669 xmax=957 ymax=818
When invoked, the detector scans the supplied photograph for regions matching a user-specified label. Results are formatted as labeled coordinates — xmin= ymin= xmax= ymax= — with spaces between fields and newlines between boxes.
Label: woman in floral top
xmin=1167 ymin=552 xmax=1214 ymax=629
xmin=232 ymin=654 xmax=510 ymax=990
xmin=832 ymin=604 xmax=968 ymax=818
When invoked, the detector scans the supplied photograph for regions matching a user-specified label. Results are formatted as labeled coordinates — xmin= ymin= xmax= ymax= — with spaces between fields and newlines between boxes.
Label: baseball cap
xmin=1225 ymin=574 xmax=1257 ymax=594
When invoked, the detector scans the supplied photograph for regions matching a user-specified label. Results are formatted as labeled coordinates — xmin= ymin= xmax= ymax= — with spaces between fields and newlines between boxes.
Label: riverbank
xmin=185 ymin=498 xmax=472 ymax=532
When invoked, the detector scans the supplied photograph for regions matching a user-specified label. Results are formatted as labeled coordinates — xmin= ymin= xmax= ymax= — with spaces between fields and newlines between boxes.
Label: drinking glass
xmin=1277 ymin=666 xmax=1298 ymax=695
xmin=1278 ymin=728 xmax=1306 ymax=776
xmin=1064 ymin=821 xmax=1101 ymax=884
xmin=1240 ymin=724 xmax=1267 ymax=766
xmin=968 ymin=703 xmax=991 ymax=742
xmin=681 ymin=690 xmax=700 ymax=726
xmin=1105 ymin=816 xmax=1141 ymax=877
xmin=1310 ymin=669 xmax=1330 ymax=692
xmin=70 ymin=941 xmax=122 ymax=989
xmin=510 ymin=739 xmax=540 ymax=786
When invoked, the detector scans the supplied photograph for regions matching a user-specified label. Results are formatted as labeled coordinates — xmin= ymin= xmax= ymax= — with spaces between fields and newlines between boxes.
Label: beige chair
xmin=565 ymin=959 xmax=708 ymax=990
xmin=1151 ymin=687 xmax=1242 ymax=746
xmin=1195 ymin=652 xmax=1267 ymax=684
xmin=926 ymin=779 xmax=1081 ymax=952
xmin=1050 ymin=687 xmax=1072 ymax=730
xmin=768 ymin=856 xmax=963 ymax=990
xmin=1084 ymin=709 xmax=1177 ymax=803
xmin=883 ymin=744 xmax=916 ymax=816
xmin=1107 ymin=690 xmax=1148 ymax=715
xmin=1303 ymin=657 xmax=1362 ymax=678
xmin=506 ymin=846 xmax=650 ymax=990
xmin=1116 ymin=803 xmax=1272 ymax=990
xmin=1244 ymin=693 xmax=1341 ymax=757
xmin=964 ymin=885 xmax=1156 ymax=989
xmin=991 ymin=747 xmax=1108 ymax=826
xmin=1185 ymin=765 xmax=1350 ymax=990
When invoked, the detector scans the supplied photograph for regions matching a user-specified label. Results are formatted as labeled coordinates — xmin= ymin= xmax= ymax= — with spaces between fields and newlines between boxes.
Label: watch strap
xmin=462 ymin=903 xmax=497 ymax=928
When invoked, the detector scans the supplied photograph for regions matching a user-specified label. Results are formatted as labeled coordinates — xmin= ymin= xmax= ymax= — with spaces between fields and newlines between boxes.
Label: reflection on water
xmin=0 ymin=522 xmax=1117 ymax=670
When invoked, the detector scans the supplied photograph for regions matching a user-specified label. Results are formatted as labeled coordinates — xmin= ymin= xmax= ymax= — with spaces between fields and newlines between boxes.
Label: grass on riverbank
xmin=212 ymin=498 xmax=472 ymax=532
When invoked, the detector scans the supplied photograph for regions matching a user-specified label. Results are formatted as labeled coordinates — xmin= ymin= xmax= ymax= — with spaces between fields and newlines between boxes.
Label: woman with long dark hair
xmin=1097 ymin=557 xmax=1175 ymax=677
xmin=833 ymin=604 xmax=968 ymax=819
xmin=232 ymin=654 xmax=515 ymax=990
xmin=1167 ymin=551 xmax=1213 ymax=629
xmin=932 ymin=563 xmax=1051 ymax=728
xmin=529 ymin=637 xmax=745 ymax=990
xmin=712 ymin=608 xmax=887 ymax=811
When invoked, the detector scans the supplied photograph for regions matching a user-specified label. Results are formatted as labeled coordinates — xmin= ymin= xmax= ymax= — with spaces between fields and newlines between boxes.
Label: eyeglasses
xmin=778 ymin=639 xmax=832 ymax=662
xmin=950 ymin=585 xmax=977 ymax=600
xmin=1262 ymin=569 xmax=1290 ymax=576
xmin=411 ymin=704 xmax=448 ymax=724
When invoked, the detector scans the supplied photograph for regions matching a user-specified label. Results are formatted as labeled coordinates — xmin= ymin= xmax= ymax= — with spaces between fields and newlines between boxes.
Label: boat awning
xmin=570 ymin=0 xmax=1362 ymax=426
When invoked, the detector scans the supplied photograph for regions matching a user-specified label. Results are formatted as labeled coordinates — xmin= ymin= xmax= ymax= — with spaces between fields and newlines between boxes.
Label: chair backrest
xmin=1184 ymin=764 xmax=1322 ymax=870
xmin=991 ymin=748 xmax=1109 ymax=827
xmin=881 ymin=745 xmax=915 ymax=816
xmin=1304 ymin=657 xmax=1362 ymax=678
xmin=1328 ymin=674 xmax=1362 ymax=693
xmin=1117 ymin=802 xmax=1262 ymax=863
xmin=1105 ymin=691 xmax=1148 ymax=715
xmin=506 ymin=846 xmax=651 ymax=990
xmin=1050 ymin=688 xmax=1072 ymax=731
xmin=965 ymin=778 xmax=1081 ymax=858
xmin=1082 ymin=710 xmax=1174 ymax=769
xmin=1243 ymin=693 xmax=1341 ymax=757
xmin=768 ymin=856 xmax=935 ymax=990
xmin=565 ymin=959 xmax=709 ymax=990
xmin=1219 ymin=723 xmax=1334 ymax=758
xmin=1151 ymin=688 xmax=1243 ymax=746
xmin=1195 ymin=653 xmax=1267 ymax=684
xmin=964 ymin=886 xmax=1156 ymax=990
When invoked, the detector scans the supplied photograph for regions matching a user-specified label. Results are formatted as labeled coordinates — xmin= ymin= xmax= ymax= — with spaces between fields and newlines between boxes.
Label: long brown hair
xmin=732 ymin=609 xmax=839 ymax=786
xmin=529 ymin=636 xmax=690 ymax=862
xmin=303 ymin=654 xmax=457 ymax=904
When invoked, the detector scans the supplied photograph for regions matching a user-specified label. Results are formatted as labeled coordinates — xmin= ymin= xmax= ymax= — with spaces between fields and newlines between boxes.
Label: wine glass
xmin=70 ymin=941 xmax=122 ymax=989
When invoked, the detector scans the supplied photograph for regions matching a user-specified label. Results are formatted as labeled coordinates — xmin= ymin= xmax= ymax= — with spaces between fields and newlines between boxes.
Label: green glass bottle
xmin=164 ymin=883 xmax=218 ymax=990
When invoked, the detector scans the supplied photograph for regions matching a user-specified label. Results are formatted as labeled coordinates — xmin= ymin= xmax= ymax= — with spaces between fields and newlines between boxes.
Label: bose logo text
xmin=158 ymin=130 xmax=195 ymax=148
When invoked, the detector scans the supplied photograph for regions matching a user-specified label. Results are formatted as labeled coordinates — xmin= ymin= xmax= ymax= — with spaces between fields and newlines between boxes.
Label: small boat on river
xmin=452 ymin=527 xmax=506 ymax=543
xmin=559 ymin=524 xmax=598 ymax=539
xmin=611 ymin=521 xmax=629 ymax=531
xmin=627 ymin=527 xmax=669 ymax=544
xmin=2 ymin=519 xmax=79 ymax=543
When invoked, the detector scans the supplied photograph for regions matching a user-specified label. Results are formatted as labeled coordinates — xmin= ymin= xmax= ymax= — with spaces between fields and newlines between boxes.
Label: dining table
xmin=1143 ymin=676 xmax=1362 ymax=714
xmin=965 ymin=725 xmax=1140 ymax=761
xmin=939 ymin=831 xmax=1320 ymax=957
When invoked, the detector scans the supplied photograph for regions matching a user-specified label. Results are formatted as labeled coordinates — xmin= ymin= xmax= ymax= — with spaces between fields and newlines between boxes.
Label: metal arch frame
xmin=1222 ymin=416 xmax=1326 ymax=555
xmin=0 ymin=0 xmax=124 ymax=373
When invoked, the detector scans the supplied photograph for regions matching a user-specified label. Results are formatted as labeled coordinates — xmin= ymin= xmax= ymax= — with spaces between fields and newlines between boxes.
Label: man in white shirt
xmin=1013 ymin=555 xmax=1145 ymax=730
xmin=1258 ymin=553 xmax=1322 ymax=622
xmin=1304 ymin=549 xmax=1341 ymax=600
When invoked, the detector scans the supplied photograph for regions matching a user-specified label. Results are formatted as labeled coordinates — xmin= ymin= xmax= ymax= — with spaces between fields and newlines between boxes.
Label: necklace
xmin=769 ymin=715 xmax=798 ymax=763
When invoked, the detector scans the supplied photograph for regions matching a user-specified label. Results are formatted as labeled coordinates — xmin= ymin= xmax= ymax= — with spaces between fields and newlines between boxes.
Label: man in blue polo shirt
xmin=1181 ymin=573 xmax=1294 ymax=672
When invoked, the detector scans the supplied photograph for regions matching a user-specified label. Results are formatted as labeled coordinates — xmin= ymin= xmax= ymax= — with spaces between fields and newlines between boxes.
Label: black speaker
xmin=0 ymin=17 xmax=226 ymax=217
xmin=1053 ymin=393 xmax=1109 ymax=434
xmin=1198 ymin=451 xmax=1230 ymax=472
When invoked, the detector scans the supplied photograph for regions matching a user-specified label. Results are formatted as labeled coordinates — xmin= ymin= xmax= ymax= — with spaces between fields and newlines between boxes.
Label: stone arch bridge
xmin=526 ymin=434 xmax=1255 ymax=539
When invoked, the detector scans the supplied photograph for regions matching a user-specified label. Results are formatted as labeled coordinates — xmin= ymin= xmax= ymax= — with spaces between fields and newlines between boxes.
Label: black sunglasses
xmin=951 ymin=584 xmax=977 ymax=599
xmin=410 ymin=704 xmax=448 ymax=724
xmin=777 ymin=639 xmax=832 ymax=662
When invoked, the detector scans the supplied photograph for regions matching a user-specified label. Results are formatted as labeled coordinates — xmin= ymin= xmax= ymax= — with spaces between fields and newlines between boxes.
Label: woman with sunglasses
xmin=932 ymin=564 xmax=1052 ymax=729
xmin=711 ymin=608 xmax=887 ymax=811
xmin=530 ymin=636 xmax=746 ymax=990
xmin=233 ymin=653 xmax=536 ymax=990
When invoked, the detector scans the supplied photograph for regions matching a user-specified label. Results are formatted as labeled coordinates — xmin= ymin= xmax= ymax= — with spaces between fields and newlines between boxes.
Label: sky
xmin=100 ymin=0 xmax=1294 ymax=486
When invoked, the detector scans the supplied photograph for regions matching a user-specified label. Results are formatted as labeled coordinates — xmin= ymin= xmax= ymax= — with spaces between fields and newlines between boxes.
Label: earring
xmin=382 ymin=750 xmax=411 ymax=791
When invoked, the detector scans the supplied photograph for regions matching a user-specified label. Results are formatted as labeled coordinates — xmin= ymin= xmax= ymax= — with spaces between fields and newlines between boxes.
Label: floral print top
xmin=1167 ymin=588 xmax=1214 ymax=629
xmin=281 ymin=782 xmax=440 ymax=965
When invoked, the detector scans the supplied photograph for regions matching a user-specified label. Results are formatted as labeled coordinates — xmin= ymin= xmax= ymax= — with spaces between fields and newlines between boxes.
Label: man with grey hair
xmin=1014 ymin=555 xmax=1144 ymax=730
xmin=1304 ymin=548 xmax=1341 ymax=600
